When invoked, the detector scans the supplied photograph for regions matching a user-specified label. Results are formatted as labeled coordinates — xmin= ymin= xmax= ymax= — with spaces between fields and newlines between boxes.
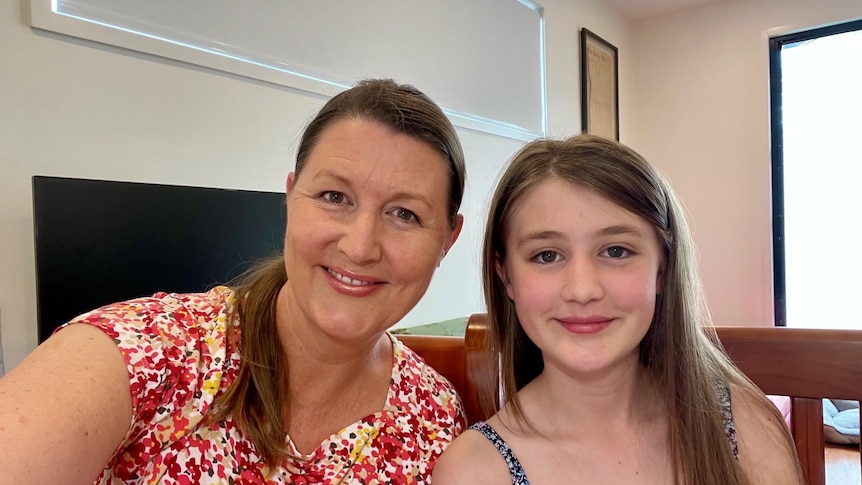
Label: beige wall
xmin=629 ymin=0 xmax=862 ymax=326
xmin=0 ymin=0 xmax=633 ymax=370
xmin=5 ymin=0 xmax=861 ymax=371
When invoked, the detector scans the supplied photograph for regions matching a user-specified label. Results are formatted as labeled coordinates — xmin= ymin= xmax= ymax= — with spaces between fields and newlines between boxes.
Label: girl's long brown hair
xmin=481 ymin=134 xmax=801 ymax=484
xmin=209 ymin=79 xmax=466 ymax=467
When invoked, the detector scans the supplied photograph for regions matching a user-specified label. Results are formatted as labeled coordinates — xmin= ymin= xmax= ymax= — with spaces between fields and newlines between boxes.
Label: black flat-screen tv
xmin=32 ymin=176 xmax=286 ymax=343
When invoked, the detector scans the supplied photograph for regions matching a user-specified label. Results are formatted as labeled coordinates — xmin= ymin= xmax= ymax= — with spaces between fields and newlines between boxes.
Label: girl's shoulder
xmin=432 ymin=418 xmax=516 ymax=485
xmin=729 ymin=382 xmax=804 ymax=484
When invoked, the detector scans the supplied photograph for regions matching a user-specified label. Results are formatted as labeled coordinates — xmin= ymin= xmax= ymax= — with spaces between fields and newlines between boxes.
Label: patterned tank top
xmin=471 ymin=383 xmax=739 ymax=485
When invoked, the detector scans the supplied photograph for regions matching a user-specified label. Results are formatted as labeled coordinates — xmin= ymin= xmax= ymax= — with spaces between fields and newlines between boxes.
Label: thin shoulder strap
xmin=469 ymin=421 xmax=531 ymax=485
xmin=716 ymin=383 xmax=740 ymax=460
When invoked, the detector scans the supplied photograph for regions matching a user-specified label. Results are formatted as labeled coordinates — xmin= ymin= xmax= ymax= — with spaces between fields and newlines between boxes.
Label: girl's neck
xmin=510 ymin=356 xmax=664 ymax=439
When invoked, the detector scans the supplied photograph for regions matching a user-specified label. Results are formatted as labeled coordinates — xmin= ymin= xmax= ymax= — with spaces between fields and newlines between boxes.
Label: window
xmin=770 ymin=19 xmax=862 ymax=328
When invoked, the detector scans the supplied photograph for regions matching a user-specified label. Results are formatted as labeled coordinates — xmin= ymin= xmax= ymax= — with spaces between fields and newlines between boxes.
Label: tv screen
xmin=32 ymin=176 xmax=286 ymax=343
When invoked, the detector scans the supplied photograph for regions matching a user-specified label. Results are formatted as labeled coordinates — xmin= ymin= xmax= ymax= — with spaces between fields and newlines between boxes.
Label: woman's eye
xmin=321 ymin=191 xmax=346 ymax=204
xmin=395 ymin=207 xmax=419 ymax=224
xmin=533 ymin=250 xmax=561 ymax=264
xmin=604 ymin=246 xmax=629 ymax=258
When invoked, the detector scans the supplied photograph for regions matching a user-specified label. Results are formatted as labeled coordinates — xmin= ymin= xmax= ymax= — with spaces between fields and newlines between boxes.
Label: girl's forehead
xmin=504 ymin=178 xmax=657 ymax=238
xmin=512 ymin=178 xmax=617 ymax=216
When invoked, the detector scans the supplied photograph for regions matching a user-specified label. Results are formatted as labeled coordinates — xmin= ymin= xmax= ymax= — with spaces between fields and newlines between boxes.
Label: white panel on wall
xmin=29 ymin=0 xmax=547 ymax=141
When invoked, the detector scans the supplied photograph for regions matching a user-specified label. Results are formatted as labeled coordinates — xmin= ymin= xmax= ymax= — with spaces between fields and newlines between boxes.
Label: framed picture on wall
xmin=580 ymin=28 xmax=619 ymax=140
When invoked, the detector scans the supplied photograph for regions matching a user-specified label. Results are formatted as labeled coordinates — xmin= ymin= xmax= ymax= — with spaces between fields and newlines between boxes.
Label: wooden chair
xmin=399 ymin=313 xmax=862 ymax=485
xmin=396 ymin=314 xmax=495 ymax=425
xmin=717 ymin=325 xmax=862 ymax=485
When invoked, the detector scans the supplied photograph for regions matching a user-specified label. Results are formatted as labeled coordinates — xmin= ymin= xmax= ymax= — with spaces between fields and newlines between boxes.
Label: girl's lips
xmin=557 ymin=317 xmax=614 ymax=335
xmin=558 ymin=316 xmax=613 ymax=325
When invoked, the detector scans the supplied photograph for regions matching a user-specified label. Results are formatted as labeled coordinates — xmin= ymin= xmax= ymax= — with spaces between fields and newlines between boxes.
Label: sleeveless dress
xmin=470 ymin=384 xmax=739 ymax=485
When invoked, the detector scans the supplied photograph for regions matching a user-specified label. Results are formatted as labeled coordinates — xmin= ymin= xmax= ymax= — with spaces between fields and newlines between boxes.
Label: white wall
xmin=0 ymin=0 xmax=632 ymax=370
xmin=629 ymin=0 xmax=862 ymax=327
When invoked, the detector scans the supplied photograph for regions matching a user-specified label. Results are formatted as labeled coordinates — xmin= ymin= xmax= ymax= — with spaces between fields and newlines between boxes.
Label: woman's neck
xmin=277 ymin=288 xmax=391 ymax=390
xmin=273 ymin=284 xmax=394 ymax=453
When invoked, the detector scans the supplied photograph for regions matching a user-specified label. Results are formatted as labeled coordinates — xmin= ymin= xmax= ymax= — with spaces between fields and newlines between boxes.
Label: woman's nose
xmin=337 ymin=211 xmax=383 ymax=264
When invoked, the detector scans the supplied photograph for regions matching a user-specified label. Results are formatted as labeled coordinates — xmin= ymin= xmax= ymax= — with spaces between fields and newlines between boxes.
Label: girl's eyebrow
xmin=598 ymin=224 xmax=648 ymax=239
xmin=516 ymin=230 xmax=564 ymax=249
xmin=515 ymin=224 xmax=647 ymax=249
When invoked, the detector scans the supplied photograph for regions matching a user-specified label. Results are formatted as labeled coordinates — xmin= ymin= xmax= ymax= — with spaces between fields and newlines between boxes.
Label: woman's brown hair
xmin=209 ymin=79 xmax=466 ymax=467
xmin=482 ymin=134 xmax=800 ymax=484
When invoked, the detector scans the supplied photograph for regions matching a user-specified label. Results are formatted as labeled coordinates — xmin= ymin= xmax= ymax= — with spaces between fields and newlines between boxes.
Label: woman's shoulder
xmin=64 ymin=286 xmax=243 ymax=422
xmin=69 ymin=285 xmax=240 ymax=342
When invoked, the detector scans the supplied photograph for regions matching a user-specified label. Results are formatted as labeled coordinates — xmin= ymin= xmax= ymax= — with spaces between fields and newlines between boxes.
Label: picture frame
xmin=580 ymin=28 xmax=619 ymax=140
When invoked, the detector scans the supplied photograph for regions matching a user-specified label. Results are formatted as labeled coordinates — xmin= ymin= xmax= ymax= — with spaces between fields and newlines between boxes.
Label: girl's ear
xmin=655 ymin=258 xmax=666 ymax=295
xmin=495 ymin=253 xmax=515 ymax=300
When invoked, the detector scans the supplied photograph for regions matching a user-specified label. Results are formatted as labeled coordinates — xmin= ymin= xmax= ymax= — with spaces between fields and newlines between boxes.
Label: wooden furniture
xmin=718 ymin=325 xmax=862 ymax=485
xmin=396 ymin=314 xmax=494 ymax=425
xmin=398 ymin=313 xmax=862 ymax=485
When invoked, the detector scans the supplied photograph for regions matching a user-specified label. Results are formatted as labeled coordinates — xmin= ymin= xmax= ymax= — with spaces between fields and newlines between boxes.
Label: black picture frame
xmin=580 ymin=28 xmax=619 ymax=140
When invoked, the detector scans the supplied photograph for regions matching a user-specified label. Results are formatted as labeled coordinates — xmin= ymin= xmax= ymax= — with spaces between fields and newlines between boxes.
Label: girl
xmin=433 ymin=134 xmax=801 ymax=484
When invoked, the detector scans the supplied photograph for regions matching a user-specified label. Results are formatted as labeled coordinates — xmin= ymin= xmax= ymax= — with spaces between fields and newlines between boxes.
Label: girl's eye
xmin=321 ymin=191 xmax=346 ymax=204
xmin=395 ymin=207 xmax=420 ymax=224
xmin=533 ymin=250 xmax=562 ymax=264
xmin=604 ymin=246 xmax=629 ymax=258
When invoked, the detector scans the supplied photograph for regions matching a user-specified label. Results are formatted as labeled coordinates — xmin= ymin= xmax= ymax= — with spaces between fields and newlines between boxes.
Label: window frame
xmin=768 ymin=18 xmax=862 ymax=327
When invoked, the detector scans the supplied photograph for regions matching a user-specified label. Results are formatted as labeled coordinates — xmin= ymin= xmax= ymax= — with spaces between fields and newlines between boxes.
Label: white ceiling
xmin=603 ymin=0 xmax=726 ymax=20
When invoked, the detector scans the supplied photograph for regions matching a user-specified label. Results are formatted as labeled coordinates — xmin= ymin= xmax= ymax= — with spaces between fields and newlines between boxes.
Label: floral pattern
xmin=67 ymin=286 xmax=465 ymax=484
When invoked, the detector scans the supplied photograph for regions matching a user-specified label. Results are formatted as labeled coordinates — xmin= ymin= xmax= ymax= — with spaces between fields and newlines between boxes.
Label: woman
xmin=433 ymin=134 xmax=802 ymax=484
xmin=0 ymin=79 xmax=466 ymax=484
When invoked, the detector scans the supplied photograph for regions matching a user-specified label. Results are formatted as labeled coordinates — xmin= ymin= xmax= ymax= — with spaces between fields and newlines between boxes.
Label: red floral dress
xmin=67 ymin=286 xmax=465 ymax=484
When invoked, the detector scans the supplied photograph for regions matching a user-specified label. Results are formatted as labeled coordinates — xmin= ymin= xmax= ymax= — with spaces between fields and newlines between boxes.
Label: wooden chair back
xmin=716 ymin=325 xmax=862 ymax=485
xmin=395 ymin=314 xmax=495 ymax=425
xmin=399 ymin=314 xmax=862 ymax=485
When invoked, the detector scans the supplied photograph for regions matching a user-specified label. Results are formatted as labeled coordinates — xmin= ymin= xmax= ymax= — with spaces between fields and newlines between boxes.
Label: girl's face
xmin=498 ymin=178 xmax=664 ymax=378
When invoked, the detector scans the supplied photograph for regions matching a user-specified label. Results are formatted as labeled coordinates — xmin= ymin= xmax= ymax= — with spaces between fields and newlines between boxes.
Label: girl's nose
xmin=560 ymin=258 xmax=604 ymax=303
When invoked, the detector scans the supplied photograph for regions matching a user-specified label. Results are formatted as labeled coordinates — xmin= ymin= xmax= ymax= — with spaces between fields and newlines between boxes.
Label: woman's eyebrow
xmin=310 ymin=170 xmax=434 ymax=208
xmin=310 ymin=169 xmax=351 ymax=185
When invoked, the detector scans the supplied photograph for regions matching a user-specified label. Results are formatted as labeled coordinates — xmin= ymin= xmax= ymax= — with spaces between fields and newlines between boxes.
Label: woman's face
xmin=283 ymin=117 xmax=462 ymax=342
xmin=498 ymin=178 xmax=663 ymax=378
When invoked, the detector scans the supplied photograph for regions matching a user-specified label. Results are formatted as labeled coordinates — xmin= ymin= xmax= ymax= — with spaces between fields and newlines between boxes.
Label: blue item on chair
xmin=823 ymin=399 xmax=860 ymax=445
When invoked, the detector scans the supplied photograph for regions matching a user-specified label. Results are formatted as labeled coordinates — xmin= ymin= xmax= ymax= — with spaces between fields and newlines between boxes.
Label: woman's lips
xmin=327 ymin=267 xmax=374 ymax=286
xmin=324 ymin=266 xmax=383 ymax=297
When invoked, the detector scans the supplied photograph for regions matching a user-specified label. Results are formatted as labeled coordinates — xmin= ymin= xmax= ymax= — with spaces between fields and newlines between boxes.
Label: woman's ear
xmin=438 ymin=214 xmax=464 ymax=265
xmin=286 ymin=172 xmax=297 ymax=193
